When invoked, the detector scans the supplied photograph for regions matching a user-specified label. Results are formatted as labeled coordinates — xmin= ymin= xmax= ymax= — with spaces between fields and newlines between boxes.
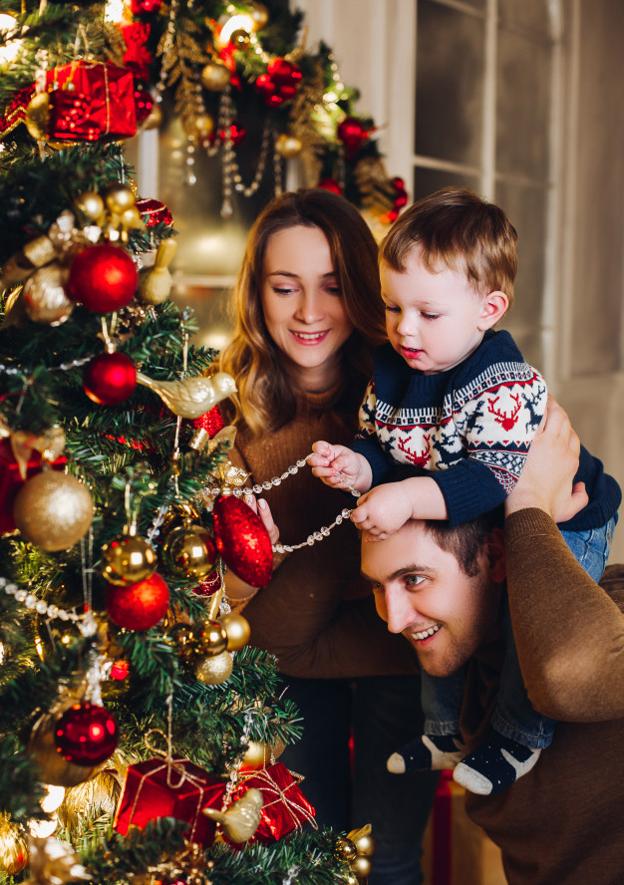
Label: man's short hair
xmin=424 ymin=509 xmax=504 ymax=577
xmin=379 ymin=187 xmax=518 ymax=305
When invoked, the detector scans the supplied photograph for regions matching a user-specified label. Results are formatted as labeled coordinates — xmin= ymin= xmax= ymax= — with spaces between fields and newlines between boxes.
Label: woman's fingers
xmin=258 ymin=498 xmax=280 ymax=544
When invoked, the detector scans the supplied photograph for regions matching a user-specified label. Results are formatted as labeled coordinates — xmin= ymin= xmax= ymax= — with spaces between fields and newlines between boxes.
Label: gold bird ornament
xmin=203 ymin=787 xmax=263 ymax=843
xmin=136 ymin=371 xmax=236 ymax=419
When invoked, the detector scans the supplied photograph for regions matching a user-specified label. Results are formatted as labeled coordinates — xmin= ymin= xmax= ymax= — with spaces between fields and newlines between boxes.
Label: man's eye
xmin=405 ymin=574 xmax=426 ymax=589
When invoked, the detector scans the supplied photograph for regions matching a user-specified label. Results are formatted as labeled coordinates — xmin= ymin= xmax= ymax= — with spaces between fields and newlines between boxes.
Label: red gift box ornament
xmin=236 ymin=763 xmax=317 ymax=844
xmin=46 ymin=61 xmax=137 ymax=142
xmin=114 ymin=756 xmax=227 ymax=845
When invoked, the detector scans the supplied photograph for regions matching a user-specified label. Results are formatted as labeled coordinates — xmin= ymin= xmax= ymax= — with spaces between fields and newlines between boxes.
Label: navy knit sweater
xmin=352 ymin=331 xmax=620 ymax=529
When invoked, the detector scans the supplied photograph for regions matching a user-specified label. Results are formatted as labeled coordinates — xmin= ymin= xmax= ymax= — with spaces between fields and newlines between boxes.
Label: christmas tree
xmin=0 ymin=1 xmax=377 ymax=882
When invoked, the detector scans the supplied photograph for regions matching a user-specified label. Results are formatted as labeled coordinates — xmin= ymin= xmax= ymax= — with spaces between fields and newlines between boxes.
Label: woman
xmin=220 ymin=189 xmax=437 ymax=885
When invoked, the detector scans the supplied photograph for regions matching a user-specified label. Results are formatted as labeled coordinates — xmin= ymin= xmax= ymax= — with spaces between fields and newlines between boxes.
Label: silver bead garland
xmin=0 ymin=575 xmax=85 ymax=624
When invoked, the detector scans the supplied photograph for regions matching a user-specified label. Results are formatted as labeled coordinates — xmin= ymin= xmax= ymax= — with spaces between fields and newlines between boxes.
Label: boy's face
xmin=380 ymin=248 xmax=504 ymax=374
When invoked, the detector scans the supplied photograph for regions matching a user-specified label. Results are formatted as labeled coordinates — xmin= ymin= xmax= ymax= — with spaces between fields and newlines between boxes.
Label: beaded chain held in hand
xmin=204 ymin=454 xmax=361 ymax=554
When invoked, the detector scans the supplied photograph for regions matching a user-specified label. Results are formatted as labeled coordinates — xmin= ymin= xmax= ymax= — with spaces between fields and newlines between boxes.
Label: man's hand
xmin=351 ymin=483 xmax=414 ymax=538
xmin=309 ymin=441 xmax=373 ymax=493
xmin=506 ymin=397 xmax=588 ymax=521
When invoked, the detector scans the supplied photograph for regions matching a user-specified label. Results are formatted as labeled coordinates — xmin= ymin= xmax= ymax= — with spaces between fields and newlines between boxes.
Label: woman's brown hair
xmin=220 ymin=189 xmax=386 ymax=435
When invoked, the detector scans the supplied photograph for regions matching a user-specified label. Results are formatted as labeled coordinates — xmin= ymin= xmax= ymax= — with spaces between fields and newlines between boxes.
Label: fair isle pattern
xmin=357 ymin=362 xmax=547 ymax=492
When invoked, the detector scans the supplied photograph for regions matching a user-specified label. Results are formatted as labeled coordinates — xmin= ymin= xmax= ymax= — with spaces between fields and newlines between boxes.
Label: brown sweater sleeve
xmin=505 ymin=508 xmax=624 ymax=721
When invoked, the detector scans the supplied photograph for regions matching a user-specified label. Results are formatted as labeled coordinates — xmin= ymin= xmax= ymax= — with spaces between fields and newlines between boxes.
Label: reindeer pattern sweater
xmin=352 ymin=331 xmax=620 ymax=528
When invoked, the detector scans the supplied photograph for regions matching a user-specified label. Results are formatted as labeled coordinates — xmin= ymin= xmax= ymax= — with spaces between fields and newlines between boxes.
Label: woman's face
xmin=261 ymin=225 xmax=353 ymax=389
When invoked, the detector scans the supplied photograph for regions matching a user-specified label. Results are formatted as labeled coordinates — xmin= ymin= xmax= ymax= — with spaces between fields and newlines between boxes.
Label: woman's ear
xmin=478 ymin=291 xmax=509 ymax=331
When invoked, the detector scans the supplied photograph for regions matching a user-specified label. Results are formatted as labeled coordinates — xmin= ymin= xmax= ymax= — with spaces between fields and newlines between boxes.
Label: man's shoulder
xmin=600 ymin=564 xmax=624 ymax=608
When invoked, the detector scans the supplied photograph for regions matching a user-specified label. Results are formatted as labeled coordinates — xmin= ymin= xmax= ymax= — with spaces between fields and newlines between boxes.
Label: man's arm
xmin=504 ymin=400 xmax=624 ymax=721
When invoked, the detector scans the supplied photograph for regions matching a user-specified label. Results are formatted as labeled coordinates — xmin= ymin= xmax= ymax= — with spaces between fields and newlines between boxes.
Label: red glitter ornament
xmin=68 ymin=244 xmax=138 ymax=313
xmin=106 ymin=572 xmax=170 ymax=631
xmin=192 ymin=570 xmax=221 ymax=597
xmin=191 ymin=405 xmax=225 ymax=438
xmin=337 ymin=117 xmax=371 ymax=157
xmin=54 ymin=702 xmax=118 ymax=766
xmin=83 ymin=352 xmax=137 ymax=405
xmin=212 ymin=495 xmax=272 ymax=587
xmin=110 ymin=659 xmax=130 ymax=681
xmin=317 ymin=178 xmax=343 ymax=195
xmin=255 ymin=59 xmax=302 ymax=107
xmin=131 ymin=0 xmax=162 ymax=12
xmin=135 ymin=198 xmax=173 ymax=228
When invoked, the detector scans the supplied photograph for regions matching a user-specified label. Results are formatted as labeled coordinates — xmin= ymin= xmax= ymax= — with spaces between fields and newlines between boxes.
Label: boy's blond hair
xmin=380 ymin=187 xmax=518 ymax=306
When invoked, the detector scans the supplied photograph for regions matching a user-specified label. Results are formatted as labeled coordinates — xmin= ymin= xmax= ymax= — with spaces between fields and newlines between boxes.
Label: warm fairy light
xmin=104 ymin=0 xmax=126 ymax=23
xmin=34 ymin=633 xmax=45 ymax=661
xmin=0 ymin=641 xmax=4 ymax=665
xmin=217 ymin=13 xmax=254 ymax=47
xmin=28 ymin=816 xmax=58 ymax=838
xmin=0 ymin=14 xmax=22 ymax=66
xmin=40 ymin=785 xmax=65 ymax=814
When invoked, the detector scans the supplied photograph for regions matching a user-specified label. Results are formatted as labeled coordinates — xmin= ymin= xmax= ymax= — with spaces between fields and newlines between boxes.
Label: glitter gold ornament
xmin=28 ymin=714 xmax=96 ymax=787
xmin=197 ymin=619 xmax=228 ymax=657
xmin=241 ymin=739 xmax=271 ymax=769
xmin=23 ymin=264 xmax=74 ymax=325
xmin=101 ymin=533 xmax=157 ymax=586
xmin=138 ymin=237 xmax=177 ymax=305
xmin=170 ymin=623 xmax=201 ymax=662
xmin=136 ymin=371 xmax=236 ymax=419
xmin=275 ymin=133 xmax=302 ymax=158
xmin=57 ymin=769 xmax=121 ymax=839
xmin=220 ymin=612 xmax=250 ymax=651
xmin=24 ymin=91 xmax=50 ymax=142
xmin=162 ymin=523 xmax=216 ymax=579
xmin=203 ymin=787 xmax=263 ymax=843
xmin=104 ymin=184 xmax=136 ymax=215
xmin=0 ymin=814 xmax=28 ymax=876
xmin=13 ymin=471 xmax=94 ymax=552
xmin=195 ymin=650 xmax=233 ymax=684
xmin=73 ymin=191 xmax=105 ymax=224
xmin=200 ymin=61 xmax=230 ymax=92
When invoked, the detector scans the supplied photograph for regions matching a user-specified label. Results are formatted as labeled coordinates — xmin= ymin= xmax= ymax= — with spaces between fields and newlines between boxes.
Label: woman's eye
xmin=272 ymin=286 xmax=296 ymax=296
xmin=384 ymin=304 xmax=400 ymax=313
xmin=325 ymin=285 xmax=342 ymax=296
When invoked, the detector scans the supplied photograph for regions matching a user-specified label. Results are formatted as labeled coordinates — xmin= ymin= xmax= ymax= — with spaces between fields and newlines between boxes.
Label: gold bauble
xmin=351 ymin=855 xmax=372 ymax=879
xmin=119 ymin=206 xmax=144 ymax=231
xmin=0 ymin=814 xmax=28 ymax=876
xmin=350 ymin=825 xmax=375 ymax=857
xmin=275 ymin=133 xmax=303 ymax=158
xmin=104 ymin=184 xmax=135 ymax=215
xmin=162 ymin=524 xmax=216 ymax=579
xmin=28 ymin=714 xmax=96 ymax=787
xmin=241 ymin=739 xmax=271 ymax=769
xmin=57 ymin=769 xmax=120 ymax=838
xmin=13 ymin=471 xmax=94 ymax=552
xmin=250 ymin=1 xmax=269 ymax=30
xmin=184 ymin=113 xmax=214 ymax=139
xmin=142 ymin=102 xmax=163 ymax=130
xmin=24 ymin=91 xmax=50 ymax=141
xmin=195 ymin=650 xmax=233 ymax=684
xmin=74 ymin=191 xmax=105 ymax=223
xmin=101 ymin=534 xmax=157 ymax=586
xmin=336 ymin=836 xmax=358 ymax=863
xmin=200 ymin=62 xmax=230 ymax=92
xmin=230 ymin=28 xmax=251 ymax=49
xmin=220 ymin=612 xmax=251 ymax=651
xmin=23 ymin=264 xmax=74 ymax=325
xmin=203 ymin=787 xmax=263 ymax=843
xmin=170 ymin=623 xmax=201 ymax=662
xmin=198 ymin=619 xmax=228 ymax=657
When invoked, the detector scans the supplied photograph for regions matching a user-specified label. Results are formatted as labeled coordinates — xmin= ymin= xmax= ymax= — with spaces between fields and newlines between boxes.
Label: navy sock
xmin=453 ymin=729 xmax=541 ymax=795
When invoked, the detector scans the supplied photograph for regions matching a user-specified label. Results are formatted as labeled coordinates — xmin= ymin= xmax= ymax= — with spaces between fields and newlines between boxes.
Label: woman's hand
xmin=244 ymin=493 xmax=280 ymax=546
xmin=309 ymin=441 xmax=373 ymax=492
xmin=506 ymin=397 xmax=589 ymax=522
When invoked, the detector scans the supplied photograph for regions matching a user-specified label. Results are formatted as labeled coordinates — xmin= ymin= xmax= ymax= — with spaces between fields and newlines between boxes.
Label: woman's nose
xmin=294 ymin=292 xmax=324 ymax=324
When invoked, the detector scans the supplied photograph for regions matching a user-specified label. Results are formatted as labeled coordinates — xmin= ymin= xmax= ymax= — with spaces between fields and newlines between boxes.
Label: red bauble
xmin=135 ymin=197 xmax=173 ymax=228
xmin=337 ymin=117 xmax=370 ymax=156
xmin=191 ymin=405 xmax=225 ymax=438
xmin=106 ymin=572 xmax=170 ymax=631
xmin=54 ymin=702 xmax=118 ymax=766
xmin=110 ymin=659 xmax=130 ymax=681
xmin=83 ymin=352 xmax=137 ymax=405
xmin=318 ymin=178 xmax=343 ymax=195
xmin=212 ymin=495 xmax=273 ymax=587
xmin=68 ymin=244 xmax=138 ymax=313
xmin=267 ymin=58 xmax=302 ymax=94
xmin=131 ymin=0 xmax=162 ymax=11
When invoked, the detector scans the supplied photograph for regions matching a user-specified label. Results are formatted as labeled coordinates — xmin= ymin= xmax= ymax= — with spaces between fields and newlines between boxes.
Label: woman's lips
xmin=290 ymin=330 xmax=330 ymax=346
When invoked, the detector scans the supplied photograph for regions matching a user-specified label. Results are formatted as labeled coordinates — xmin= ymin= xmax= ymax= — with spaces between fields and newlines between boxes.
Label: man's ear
xmin=478 ymin=291 xmax=509 ymax=331
xmin=486 ymin=527 xmax=506 ymax=583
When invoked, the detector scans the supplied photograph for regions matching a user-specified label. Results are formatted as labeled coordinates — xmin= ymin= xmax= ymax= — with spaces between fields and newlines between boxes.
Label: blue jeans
xmin=280 ymin=675 xmax=438 ymax=885
xmin=422 ymin=515 xmax=618 ymax=748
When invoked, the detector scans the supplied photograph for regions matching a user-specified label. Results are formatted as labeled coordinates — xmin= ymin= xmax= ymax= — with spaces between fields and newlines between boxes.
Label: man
xmin=361 ymin=401 xmax=624 ymax=884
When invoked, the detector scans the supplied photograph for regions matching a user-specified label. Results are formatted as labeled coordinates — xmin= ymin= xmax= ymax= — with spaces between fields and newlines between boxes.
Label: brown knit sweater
xmin=231 ymin=390 xmax=419 ymax=678
xmin=465 ymin=508 xmax=624 ymax=884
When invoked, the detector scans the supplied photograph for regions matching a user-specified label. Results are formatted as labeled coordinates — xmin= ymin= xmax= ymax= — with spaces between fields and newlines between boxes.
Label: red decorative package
xmin=114 ymin=758 xmax=226 ymax=845
xmin=236 ymin=763 xmax=316 ymax=844
xmin=46 ymin=61 xmax=137 ymax=141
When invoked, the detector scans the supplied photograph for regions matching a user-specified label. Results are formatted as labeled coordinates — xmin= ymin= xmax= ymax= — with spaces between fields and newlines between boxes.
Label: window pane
xmin=495 ymin=180 xmax=547 ymax=367
xmin=175 ymin=284 xmax=234 ymax=351
xmin=498 ymin=0 xmax=551 ymax=35
xmin=412 ymin=167 xmax=480 ymax=201
xmin=415 ymin=0 xmax=485 ymax=166
xmin=496 ymin=27 xmax=551 ymax=180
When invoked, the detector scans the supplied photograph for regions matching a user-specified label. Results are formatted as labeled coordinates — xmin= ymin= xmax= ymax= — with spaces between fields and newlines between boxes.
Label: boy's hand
xmin=309 ymin=441 xmax=373 ymax=493
xmin=351 ymin=483 xmax=414 ymax=538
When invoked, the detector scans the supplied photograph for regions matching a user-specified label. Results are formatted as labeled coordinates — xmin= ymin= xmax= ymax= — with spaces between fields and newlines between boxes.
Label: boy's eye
xmin=421 ymin=312 xmax=440 ymax=320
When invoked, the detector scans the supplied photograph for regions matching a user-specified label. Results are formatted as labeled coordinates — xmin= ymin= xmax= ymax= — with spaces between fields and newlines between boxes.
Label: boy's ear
xmin=478 ymin=291 xmax=509 ymax=331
